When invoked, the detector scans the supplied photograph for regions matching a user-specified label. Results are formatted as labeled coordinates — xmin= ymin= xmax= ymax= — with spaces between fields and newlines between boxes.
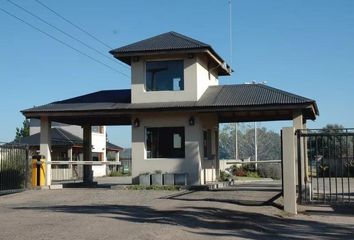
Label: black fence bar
xmin=346 ymin=130 xmax=350 ymax=201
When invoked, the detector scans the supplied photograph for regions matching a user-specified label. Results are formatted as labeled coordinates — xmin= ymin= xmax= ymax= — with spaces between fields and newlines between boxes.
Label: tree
xmin=219 ymin=123 xmax=281 ymax=160
xmin=15 ymin=119 xmax=30 ymax=141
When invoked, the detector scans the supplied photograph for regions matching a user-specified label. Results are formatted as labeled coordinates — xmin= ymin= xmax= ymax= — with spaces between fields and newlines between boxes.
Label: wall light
xmin=133 ymin=118 xmax=140 ymax=127
xmin=189 ymin=116 xmax=195 ymax=126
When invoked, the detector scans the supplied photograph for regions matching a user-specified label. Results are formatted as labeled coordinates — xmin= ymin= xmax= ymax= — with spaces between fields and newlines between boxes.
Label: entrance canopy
xmin=22 ymin=84 xmax=319 ymax=125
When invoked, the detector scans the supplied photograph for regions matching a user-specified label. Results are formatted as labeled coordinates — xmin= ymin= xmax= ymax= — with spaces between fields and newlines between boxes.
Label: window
xmin=92 ymin=152 xmax=103 ymax=161
xmin=146 ymin=127 xmax=185 ymax=158
xmin=203 ymin=129 xmax=212 ymax=160
xmin=146 ymin=60 xmax=184 ymax=91
xmin=92 ymin=126 xmax=103 ymax=133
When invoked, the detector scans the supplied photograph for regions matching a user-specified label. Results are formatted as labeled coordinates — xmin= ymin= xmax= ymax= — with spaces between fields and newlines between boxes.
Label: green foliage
xmin=109 ymin=171 xmax=131 ymax=177
xmin=245 ymin=171 xmax=260 ymax=178
xmin=126 ymin=185 xmax=180 ymax=191
xmin=0 ymin=150 xmax=28 ymax=190
xmin=218 ymin=170 xmax=231 ymax=181
xmin=323 ymin=124 xmax=344 ymax=132
xmin=15 ymin=119 xmax=30 ymax=141
xmin=229 ymin=164 xmax=263 ymax=179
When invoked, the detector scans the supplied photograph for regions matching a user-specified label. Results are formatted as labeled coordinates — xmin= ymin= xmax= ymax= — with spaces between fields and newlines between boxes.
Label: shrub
xmin=257 ymin=163 xmax=281 ymax=180
xmin=218 ymin=170 xmax=231 ymax=181
xmin=242 ymin=163 xmax=256 ymax=172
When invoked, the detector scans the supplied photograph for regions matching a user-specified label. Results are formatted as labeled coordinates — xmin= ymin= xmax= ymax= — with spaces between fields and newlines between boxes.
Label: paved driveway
xmin=0 ymin=181 xmax=353 ymax=240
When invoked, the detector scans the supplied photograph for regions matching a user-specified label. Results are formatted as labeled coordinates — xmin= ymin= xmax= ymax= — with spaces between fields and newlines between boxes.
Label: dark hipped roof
xmin=22 ymin=84 xmax=319 ymax=122
xmin=109 ymin=31 xmax=231 ymax=75
xmin=15 ymin=128 xmax=82 ymax=146
xmin=14 ymin=128 xmax=123 ymax=151
xmin=198 ymin=84 xmax=317 ymax=107
xmin=106 ymin=142 xmax=123 ymax=151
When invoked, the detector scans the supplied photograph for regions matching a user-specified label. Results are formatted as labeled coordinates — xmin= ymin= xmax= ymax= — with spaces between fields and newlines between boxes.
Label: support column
xmin=68 ymin=148 xmax=73 ymax=161
xmin=40 ymin=116 xmax=51 ymax=186
xmin=293 ymin=111 xmax=305 ymax=186
xmin=83 ymin=125 xmax=93 ymax=184
xmin=282 ymin=127 xmax=297 ymax=214
xmin=68 ymin=148 xmax=73 ymax=172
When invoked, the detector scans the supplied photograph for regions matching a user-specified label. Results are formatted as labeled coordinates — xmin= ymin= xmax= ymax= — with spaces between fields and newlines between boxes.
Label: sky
xmin=1 ymin=0 xmax=353 ymax=148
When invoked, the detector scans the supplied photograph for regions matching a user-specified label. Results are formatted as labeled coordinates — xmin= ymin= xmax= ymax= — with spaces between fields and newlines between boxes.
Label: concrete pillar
xmin=282 ymin=127 xmax=297 ymax=214
xmin=83 ymin=125 xmax=93 ymax=184
xmin=293 ymin=111 xmax=305 ymax=186
xmin=40 ymin=116 xmax=52 ymax=186
xmin=115 ymin=152 xmax=120 ymax=162
xmin=68 ymin=148 xmax=73 ymax=170
xmin=68 ymin=148 xmax=73 ymax=161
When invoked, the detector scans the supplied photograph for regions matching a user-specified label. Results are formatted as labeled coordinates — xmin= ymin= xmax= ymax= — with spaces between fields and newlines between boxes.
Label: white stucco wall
xmin=196 ymin=55 xmax=219 ymax=99
xmin=131 ymin=113 xmax=203 ymax=185
xmin=131 ymin=112 xmax=219 ymax=185
xmin=131 ymin=53 xmax=219 ymax=104
xmin=92 ymin=128 xmax=107 ymax=177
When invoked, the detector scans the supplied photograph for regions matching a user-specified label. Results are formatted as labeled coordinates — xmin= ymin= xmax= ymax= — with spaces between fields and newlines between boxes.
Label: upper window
xmin=146 ymin=127 xmax=185 ymax=158
xmin=92 ymin=126 xmax=104 ymax=134
xmin=146 ymin=60 xmax=184 ymax=91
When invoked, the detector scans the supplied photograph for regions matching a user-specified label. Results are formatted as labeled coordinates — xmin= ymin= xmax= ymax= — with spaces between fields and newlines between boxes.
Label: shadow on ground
xmin=162 ymin=182 xmax=284 ymax=209
xmin=301 ymin=204 xmax=354 ymax=217
xmin=162 ymin=190 xmax=283 ymax=209
xmin=15 ymin=203 xmax=353 ymax=239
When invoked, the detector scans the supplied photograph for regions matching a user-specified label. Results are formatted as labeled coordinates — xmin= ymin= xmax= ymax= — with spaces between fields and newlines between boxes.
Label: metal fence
xmin=0 ymin=143 xmax=29 ymax=194
xmin=297 ymin=129 xmax=354 ymax=204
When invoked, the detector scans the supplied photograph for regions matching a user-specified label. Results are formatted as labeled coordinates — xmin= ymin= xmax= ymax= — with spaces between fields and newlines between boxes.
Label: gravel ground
xmin=0 ymin=182 xmax=353 ymax=240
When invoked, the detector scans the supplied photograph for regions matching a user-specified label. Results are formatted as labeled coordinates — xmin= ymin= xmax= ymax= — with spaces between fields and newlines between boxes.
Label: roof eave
xmin=21 ymin=102 xmax=318 ymax=121
xmin=110 ymin=47 xmax=232 ymax=76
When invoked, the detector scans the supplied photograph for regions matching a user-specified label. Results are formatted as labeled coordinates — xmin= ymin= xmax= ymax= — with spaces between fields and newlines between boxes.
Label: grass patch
xmin=109 ymin=171 xmax=131 ymax=177
xmin=126 ymin=185 xmax=181 ymax=191
xmin=246 ymin=171 xmax=260 ymax=178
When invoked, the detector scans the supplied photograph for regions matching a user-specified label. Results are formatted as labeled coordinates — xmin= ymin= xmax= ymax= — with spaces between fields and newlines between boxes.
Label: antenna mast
xmin=228 ymin=0 xmax=238 ymax=160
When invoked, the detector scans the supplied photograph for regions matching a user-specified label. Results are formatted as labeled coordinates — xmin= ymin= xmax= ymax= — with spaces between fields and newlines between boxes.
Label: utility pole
xmin=235 ymin=123 xmax=238 ymax=160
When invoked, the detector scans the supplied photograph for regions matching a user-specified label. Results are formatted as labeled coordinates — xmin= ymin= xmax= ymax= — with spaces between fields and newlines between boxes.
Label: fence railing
xmin=297 ymin=129 xmax=354 ymax=204
xmin=0 ymin=143 xmax=29 ymax=194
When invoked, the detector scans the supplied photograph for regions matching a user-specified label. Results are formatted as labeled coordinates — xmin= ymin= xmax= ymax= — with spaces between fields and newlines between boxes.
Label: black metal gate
xmin=297 ymin=129 xmax=354 ymax=204
xmin=0 ymin=143 xmax=29 ymax=195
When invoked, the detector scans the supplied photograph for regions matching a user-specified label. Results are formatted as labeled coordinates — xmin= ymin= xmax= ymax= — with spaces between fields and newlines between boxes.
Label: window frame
xmin=145 ymin=126 xmax=185 ymax=159
xmin=145 ymin=59 xmax=185 ymax=92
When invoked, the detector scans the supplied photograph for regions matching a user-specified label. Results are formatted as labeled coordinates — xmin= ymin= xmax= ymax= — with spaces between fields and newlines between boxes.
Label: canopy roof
xmin=22 ymin=84 xmax=318 ymax=125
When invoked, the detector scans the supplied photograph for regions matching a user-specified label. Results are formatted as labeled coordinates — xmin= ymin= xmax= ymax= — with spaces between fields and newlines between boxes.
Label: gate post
xmin=40 ymin=116 xmax=52 ymax=186
xmin=282 ymin=127 xmax=297 ymax=214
